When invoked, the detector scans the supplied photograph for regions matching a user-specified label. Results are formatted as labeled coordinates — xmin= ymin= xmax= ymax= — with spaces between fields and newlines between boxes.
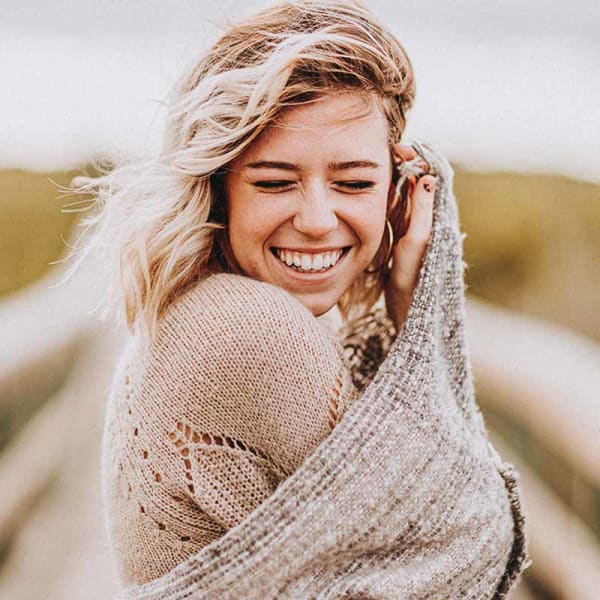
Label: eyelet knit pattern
xmin=102 ymin=142 xmax=530 ymax=599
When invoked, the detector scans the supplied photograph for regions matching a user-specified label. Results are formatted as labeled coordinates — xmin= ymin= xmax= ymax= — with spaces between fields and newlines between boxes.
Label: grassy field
xmin=0 ymin=169 xmax=81 ymax=296
xmin=1 ymin=166 xmax=599 ymax=339
xmin=455 ymin=170 xmax=600 ymax=339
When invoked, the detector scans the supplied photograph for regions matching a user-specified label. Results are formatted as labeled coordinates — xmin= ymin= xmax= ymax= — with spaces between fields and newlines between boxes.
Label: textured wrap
xmin=102 ymin=143 xmax=530 ymax=599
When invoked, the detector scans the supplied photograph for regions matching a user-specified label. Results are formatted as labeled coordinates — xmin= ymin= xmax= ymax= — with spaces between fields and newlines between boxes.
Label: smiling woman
xmin=65 ymin=1 xmax=529 ymax=598
xmin=221 ymin=93 xmax=393 ymax=316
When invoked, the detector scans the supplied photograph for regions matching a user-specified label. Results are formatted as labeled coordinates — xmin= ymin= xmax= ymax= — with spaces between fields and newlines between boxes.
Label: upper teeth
xmin=274 ymin=248 xmax=344 ymax=271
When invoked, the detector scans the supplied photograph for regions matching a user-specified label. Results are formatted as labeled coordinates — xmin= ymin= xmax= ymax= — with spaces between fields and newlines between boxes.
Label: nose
xmin=292 ymin=183 xmax=338 ymax=238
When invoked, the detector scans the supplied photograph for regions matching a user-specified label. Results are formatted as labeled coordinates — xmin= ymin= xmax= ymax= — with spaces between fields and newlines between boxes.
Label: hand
xmin=384 ymin=143 xmax=437 ymax=331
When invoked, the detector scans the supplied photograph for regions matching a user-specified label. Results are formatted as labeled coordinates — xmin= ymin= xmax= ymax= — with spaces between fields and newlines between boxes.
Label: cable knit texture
xmin=101 ymin=143 xmax=530 ymax=599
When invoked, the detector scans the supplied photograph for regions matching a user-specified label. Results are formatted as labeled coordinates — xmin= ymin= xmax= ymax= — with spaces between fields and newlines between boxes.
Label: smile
xmin=271 ymin=247 xmax=350 ymax=273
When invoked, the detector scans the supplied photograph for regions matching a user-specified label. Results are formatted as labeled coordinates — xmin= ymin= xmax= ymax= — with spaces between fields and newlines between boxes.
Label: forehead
xmin=275 ymin=92 xmax=386 ymax=130
xmin=236 ymin=92 xmax=390 ymax=163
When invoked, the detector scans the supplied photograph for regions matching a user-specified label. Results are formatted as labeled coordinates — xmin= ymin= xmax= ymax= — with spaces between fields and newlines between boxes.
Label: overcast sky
xmin=1 ymin=0 xmax=598 ymax=181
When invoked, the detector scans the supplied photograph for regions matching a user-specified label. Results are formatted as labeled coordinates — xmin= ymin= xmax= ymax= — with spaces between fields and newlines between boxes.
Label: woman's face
xmin=223 ymin=92 xmax=394 ymax=316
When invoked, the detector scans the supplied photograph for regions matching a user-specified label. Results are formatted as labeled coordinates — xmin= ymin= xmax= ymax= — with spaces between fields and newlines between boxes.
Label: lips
xmin=271 ymin=246 xmax=350 ymax=273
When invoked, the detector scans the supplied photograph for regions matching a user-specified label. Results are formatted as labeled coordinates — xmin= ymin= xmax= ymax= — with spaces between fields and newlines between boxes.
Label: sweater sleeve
xmin=103 ymin=273 xmax=359 ymax=585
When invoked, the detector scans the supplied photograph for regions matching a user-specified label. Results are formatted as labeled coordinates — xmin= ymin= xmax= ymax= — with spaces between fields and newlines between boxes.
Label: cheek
xmin=351 ymin=197 xmax=388 ymax=249
xmin=230 ymin=211 xmax=276 ymax=243
xmin=226 ymin=187 xmax=256 ymax=238
xmin=227 ymin=200 xmax=283 ymax=265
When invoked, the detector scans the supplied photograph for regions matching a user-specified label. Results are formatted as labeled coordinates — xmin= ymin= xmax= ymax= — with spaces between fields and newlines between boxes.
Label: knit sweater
xmin=101 ymin=143 xmax=530 ymax=599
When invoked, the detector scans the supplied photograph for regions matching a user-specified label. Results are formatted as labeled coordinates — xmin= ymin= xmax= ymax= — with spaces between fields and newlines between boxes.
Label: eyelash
xmin=253 ymin=180 xmax=375 ymax=191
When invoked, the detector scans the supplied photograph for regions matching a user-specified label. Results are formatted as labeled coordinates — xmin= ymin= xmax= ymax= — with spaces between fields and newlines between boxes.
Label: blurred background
xmin=1 ymin=1 xmax=598 ymax=598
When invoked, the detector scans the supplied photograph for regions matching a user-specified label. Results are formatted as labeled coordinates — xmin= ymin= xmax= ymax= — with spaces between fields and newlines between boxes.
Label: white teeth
xmin=274 ymin=248 xmax=345 ymax=272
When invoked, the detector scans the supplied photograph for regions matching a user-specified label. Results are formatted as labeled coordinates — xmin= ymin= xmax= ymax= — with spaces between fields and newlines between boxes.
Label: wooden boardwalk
xmin=2 ymin=264 xmax=599 ymax=598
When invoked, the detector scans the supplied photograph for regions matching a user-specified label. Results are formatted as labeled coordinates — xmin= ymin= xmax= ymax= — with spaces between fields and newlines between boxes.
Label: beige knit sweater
xmin=101 ymin=143 xmax=530 ymax=599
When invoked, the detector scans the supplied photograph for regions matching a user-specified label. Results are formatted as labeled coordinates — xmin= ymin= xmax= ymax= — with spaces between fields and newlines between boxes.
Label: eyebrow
xmin=243 ymin=160 xmax=382 ymax=171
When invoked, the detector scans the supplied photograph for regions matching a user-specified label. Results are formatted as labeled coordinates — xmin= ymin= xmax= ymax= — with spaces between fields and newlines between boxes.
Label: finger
xmin=391 ymin=142 xmax=417 ymax=163
xmin=403 ymin=175 xmax=436 ymax=243
xmin=388 ymin=176 xmax=435 ymax=292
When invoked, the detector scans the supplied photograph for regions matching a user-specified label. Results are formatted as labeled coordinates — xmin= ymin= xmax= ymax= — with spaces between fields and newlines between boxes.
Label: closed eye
xmin=251 ymin=180 xmax=376 ymax=191
xmin=335 ymin=181 xmax=375 ymax=190
xmin=252 ymin=180 xmax=295 ymax=190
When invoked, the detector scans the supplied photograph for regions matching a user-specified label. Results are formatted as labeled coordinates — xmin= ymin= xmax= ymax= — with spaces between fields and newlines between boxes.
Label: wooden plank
xmin=492 ymin=435 xmax=600 ymax=600
xmin=0 ymin=255 xmax=103 ymax=409
xmin=0 ymin=329 xmax=123 ymax=600
xmin=466 ymin=296 xmax=600 ymax=487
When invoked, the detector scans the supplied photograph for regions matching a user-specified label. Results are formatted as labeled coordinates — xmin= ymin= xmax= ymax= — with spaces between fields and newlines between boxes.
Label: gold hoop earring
xmin=364 ymin=219 xmax=394 ymax=274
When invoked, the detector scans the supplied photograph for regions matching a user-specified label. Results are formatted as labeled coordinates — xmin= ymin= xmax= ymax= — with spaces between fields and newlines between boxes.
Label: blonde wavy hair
xmin=68 ymin=0 xmax=415 ymax=338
